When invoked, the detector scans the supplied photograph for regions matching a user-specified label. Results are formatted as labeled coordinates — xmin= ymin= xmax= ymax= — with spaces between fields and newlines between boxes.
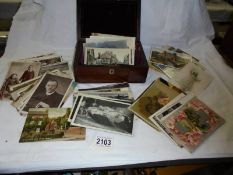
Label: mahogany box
xmin=73 ymin=0 xmax=149 ymax=83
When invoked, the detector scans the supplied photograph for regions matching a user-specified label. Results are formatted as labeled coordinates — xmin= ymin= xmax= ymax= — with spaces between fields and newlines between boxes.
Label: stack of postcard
xmin=69 ymin=83 xmax=135 ymax=135
xmin=149 ymin=46 xmax=213 ymax=95
xmin=128 ymin=78 xmax=185 ymax=131
xmin=83 ymin=33 xmax=135 ymax=66
xmin=149 ymin=46 xmax=198 ymax=79
xmin=149 ymin=95 xmax=225 ymax=152
xmin=19 ymin=108 xmax=86 ymax=142
xmin=0 ymin=53 xmax=74 ymax=114
xmin=128 ymin=78 xmax=225 ymax=152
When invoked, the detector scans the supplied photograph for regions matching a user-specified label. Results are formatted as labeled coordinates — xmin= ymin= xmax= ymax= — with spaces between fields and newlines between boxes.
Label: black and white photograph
xmin=0 ymin=61 xmax=41 ymax=99
xmin=84 ymin=47 xmax=131 ymax=65
xmin=39 ymin=61 xmax=70 ymax=75
xmin=19 ymin=53 xmax=62 ymax=67
xmin=21 ymin=73 xmax=73 ymax=112
xmin=35 ymin=56 xmax=62 ymax=67
xmin=71 ymin=95 xmax=134 ymax=135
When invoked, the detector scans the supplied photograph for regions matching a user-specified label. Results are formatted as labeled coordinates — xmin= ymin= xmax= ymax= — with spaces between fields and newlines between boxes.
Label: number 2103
xmin=96 ymin=137 xmax=112 ymax=147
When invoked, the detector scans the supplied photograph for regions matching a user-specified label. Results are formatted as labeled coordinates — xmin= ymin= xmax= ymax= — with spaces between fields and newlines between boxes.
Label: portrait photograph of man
xmin=22 ymin=73 xmax=73 ymax=112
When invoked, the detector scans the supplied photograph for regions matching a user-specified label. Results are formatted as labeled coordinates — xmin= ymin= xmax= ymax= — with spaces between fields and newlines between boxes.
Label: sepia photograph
xmin=39 ymin=61 xmax=70 ymax=75
xmin=84 ymin=47 xmax=131 ymax=65
xmin=149 ymin=62 xmax=176 ymax=78
xmin=19 ymin=108 xmax=85 ymax=142
xmin=150 ymin=48 xmax=189 ymax=69
xmin=170 ymin=62 xmax=213 ymax=95
xmin=128 ymin=78 xmax=183 ymax=130
xmin=71 ymin=95 xmax=134 ymax=135
xmin=18 ymin=53 xmax=62 ymax=67
xmin=8 ymin=76 xmax=42 ymax=92
xmin=0 ymin=61 xmax=41 ymax=99
xmin=10 ymin=80 xmax=39 ymax=102
xmin=21 ymin=73 xmax=73 ymax=112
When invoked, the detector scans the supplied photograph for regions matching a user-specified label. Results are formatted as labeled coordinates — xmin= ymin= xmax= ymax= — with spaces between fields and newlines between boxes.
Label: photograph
xmin=19 ymin=108 xmax=85 ymax=142
xmin=18 ymin=53 xmax=62 ymax=67
xmin=83 ymin=40 xmax=128 ymax=49
xmin=88 ymin=34 xmax=135 ymax=65
xmin=39 ymin=61 xmax=70 ymax=75
xmin=77 ymin=83 xmax=130 ymax=92
xmin=71 ymin=95 xmax=134 ymax=135
xmin=170 ymin=62 xmax=213 ymax=95
xmin=149 ymin=62 xmax=176 ymax=78
xmin=150 ymin=48 xmax=190 ymax=69
xmin=160 ymin=97 xmax=225 ymax=152
xmin=84 ymin=47 xmax=131 ymax=65
xmin=36 ymin=56 xmax=62 ymax=67
xmin=10 ymin=79 xmax=39 ymax=102
xmin=8 ymin=76 xmax=42 ymax=92
xmin=128 ymin=78 xmax=183 ymax=130
xmin=21 ymin=73 xmax=73 ymax=112
xmin=0 ymin=61 xmax=41 ymax=99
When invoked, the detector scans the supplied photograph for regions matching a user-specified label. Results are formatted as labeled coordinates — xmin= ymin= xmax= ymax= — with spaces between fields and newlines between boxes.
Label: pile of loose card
xmin=0 ymin=53 xmax=87 ymax=142
xmin=127 ymin=45 xmax=226 ymax=152
xmin=149 ymin=46 xmax=197 ymax=79
xmin=69 ymin=83 xmax=135 ymax=135
xmin=0 ymin=53 xmax=74 ymax=113
xmin=129 ymin=78 xmax=225 ymax=152
xmin=83 ymin=33 xmax=135 ymax=66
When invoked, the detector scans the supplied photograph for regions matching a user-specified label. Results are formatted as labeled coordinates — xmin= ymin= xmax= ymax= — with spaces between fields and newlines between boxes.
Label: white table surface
xmin=0 ymin=0 xmax=233 ymax=174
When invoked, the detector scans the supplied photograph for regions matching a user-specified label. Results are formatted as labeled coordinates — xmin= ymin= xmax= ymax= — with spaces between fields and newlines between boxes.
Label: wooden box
xmin=73 ymin=0 xmax=149 ymax=83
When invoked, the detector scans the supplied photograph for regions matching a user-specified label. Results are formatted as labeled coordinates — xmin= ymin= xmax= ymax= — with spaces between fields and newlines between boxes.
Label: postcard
xmin=8 ymin=76 xmax=42 ymax=92
xmin=77 ymin=83 xmax=130 ymax=92
xmin=83 ymin=40 xmax=128 ymax=49
xmin=0 ymin=61 xmax=41 ymax=99
xmin=76 ymin=83 xmax=134 ymax=102
xmin=21 ymin=73 xmax=73 ymax=113
xmin=10 ymin=80 xmax=39 ymax=101
xmin=162 ymin=46 xmax=195 ymax=61
xmin=88 ymin=34 xmax=135 ymax=65
xmin=39 ymin=61 xmax=70 ymax=75
xmin=18 ymin=53 xmax=62 ymax=67
xmin=128 ymin=78 xmax=184 ymax=130
xmin=149 ymin=61 xmax=176 ymax=78
xmin=170 ymin=62 xmax=213 ymax=95
xmin=149 ymin=95 xmax=193 ymax=147
xmin=84 ymin=47 xmax=132 ymax=65
xmin=19 ymin=108 xmax=85 ymax=142
xmin=71 ymin=94 xmax=134 ymax=135
xmin=150 ymin=48 xmax=190 ymax=69
xmin=159 ymin=97 xmax=225 ymax=152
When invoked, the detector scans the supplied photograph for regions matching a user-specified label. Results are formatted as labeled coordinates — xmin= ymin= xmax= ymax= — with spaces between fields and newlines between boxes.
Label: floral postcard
xmin=160 ymin=97 xmax=225 ymax=152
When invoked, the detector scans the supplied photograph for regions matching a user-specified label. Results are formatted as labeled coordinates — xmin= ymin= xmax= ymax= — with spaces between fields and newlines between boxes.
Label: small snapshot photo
xmin=19 ymin=108 xmax=85 ymax=142
xmin=129 ymin=78 xmax=181 ymax=120
xmin=150 ymin=49 xmax=189 ymax=69
xmin=170 ymin=62 xmax=213 ymax=95
xmin=0 ymin=61 xmax=41 ymax=99
xmin=22 ymin=73 xmax=73 ymax=112
xmin=72 ymin=95 xmax=134 ymax=135
xmin=85 ymin=47 xmax=131 ymax=65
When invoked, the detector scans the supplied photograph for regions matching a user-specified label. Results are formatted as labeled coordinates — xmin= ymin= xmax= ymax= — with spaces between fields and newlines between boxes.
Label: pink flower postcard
xmin=160 ymin=97 xmax=225 ymax=152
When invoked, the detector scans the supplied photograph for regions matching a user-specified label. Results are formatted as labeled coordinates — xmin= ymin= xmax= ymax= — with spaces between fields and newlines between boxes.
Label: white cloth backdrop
xmin=0 ymin=0 xmax=233 ymax=174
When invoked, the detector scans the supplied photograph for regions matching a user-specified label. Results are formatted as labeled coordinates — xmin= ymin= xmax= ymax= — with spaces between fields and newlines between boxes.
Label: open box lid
xmin=77 ymin=0 xmax=141 ymax=42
